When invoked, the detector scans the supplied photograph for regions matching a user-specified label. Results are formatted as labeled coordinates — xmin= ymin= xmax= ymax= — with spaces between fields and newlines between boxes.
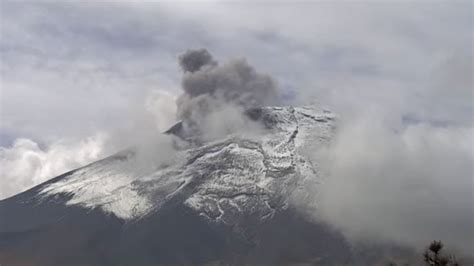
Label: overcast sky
xmin=1 ymin=1 xmax=472 ymax=145
xmin=0 ymin=0 xmax=473 ymax=253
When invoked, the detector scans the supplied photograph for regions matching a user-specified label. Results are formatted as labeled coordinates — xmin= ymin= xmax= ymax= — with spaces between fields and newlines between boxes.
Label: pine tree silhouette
xmin=388 ymin=240 xmax=459 ymax=266
xmin=423 ymin=240 xmax=459 ymax=266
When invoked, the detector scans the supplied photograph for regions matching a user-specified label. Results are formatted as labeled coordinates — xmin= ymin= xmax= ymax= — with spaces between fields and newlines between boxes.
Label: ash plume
xmin=179 ymin=48 xmax=216 ymax=73
xmin=176 ymin=49 xmax=280 ymax=134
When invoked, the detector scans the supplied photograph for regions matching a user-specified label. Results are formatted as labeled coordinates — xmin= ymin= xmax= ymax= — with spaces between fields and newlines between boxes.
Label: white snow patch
xmin=40 ymin=152 xmax=157 ymax=220
xmin=37 ymin=105 xmax=336 ymax=222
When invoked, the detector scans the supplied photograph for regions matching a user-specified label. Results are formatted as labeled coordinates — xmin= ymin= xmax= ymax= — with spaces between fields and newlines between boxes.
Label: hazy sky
xmin=0 ymin=0 xmax=472 ymax=254
xmin=1 ymin=1 xmax=471 ymax=145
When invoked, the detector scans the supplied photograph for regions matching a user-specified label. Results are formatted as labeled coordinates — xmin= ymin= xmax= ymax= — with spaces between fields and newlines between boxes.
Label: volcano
xmin=0 ymin=105 xmax=353 ymax=265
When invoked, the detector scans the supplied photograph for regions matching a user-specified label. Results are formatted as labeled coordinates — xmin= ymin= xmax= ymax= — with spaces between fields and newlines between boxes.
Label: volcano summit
xmin=0 ymin=104 xmax=353 ymax=265
xmin=0 ymin=50 xmax=353 ymax=265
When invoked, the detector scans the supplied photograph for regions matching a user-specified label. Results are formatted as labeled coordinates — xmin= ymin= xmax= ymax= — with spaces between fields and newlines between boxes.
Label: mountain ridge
xmin=0 ymin=105 xmax=354 ymax=266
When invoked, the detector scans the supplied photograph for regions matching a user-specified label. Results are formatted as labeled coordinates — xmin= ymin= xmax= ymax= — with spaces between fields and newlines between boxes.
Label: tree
xmin=423 ymin=240 xmax=458 ymax=266
xmin=388 ymin=240 xmax=460 ymax=266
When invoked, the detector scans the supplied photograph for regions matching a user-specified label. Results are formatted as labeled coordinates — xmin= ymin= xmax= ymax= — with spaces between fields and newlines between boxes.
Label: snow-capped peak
xmin=39 ymin=105 xmax=336 ymax=223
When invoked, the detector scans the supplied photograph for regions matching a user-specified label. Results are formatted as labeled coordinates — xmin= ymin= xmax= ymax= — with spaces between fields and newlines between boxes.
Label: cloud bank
xmin=304 ymin=114 xmax=474 ymax=256
xmin=0 ymin=135 xmax=106 ymax=199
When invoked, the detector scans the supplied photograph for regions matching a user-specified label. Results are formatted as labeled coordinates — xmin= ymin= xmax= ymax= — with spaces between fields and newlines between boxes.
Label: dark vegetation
xmin=389 ymin=240 xmax=460 ymax=266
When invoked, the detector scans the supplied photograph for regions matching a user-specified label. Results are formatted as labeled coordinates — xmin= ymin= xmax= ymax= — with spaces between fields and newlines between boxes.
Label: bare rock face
xmin=0 ymin=105 xmax=351 ymax=266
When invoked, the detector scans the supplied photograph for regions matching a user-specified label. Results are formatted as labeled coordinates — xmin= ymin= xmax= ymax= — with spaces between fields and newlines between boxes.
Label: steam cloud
xmin=304 ymin=115 xmax=474 ymax=256
xmin=0 ymin=89 xmax=178 ymax=200
xmin=176 ymin=49 xmax=280 ymax=134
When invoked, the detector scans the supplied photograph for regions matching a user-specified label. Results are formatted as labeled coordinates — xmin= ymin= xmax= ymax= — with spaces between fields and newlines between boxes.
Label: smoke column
xmin=176 ymin=49 xmax=280 ymax=135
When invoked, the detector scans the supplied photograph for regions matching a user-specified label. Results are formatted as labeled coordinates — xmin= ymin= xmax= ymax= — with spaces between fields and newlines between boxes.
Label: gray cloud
xmin=176 ymin=49 xmax=280 ymax=134
xmin=179 ymin=48 xmax=216 ymax=73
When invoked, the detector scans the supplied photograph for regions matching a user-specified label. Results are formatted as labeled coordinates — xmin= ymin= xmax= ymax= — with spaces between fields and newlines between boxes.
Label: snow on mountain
xmin=38 ymin=105 xmax=336 ymax=225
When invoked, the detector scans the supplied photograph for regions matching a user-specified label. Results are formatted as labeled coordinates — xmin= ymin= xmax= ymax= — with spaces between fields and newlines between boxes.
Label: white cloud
xmin=144 ymin=89 xmax=178 ymax=132
xmin=0 ymin=135 xmax=107 ymax=199
xmin=310 ymin=114 xmax=474 ymax=255
xmin=0 ymin=88 xmax=178 ymax=199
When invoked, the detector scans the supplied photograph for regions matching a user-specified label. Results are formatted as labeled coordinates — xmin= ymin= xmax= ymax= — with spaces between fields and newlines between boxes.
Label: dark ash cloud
xmin=179 ymin=48 xmax=216 ymax=73
xmin=176 ymin=49 xmax=280 ymax=133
